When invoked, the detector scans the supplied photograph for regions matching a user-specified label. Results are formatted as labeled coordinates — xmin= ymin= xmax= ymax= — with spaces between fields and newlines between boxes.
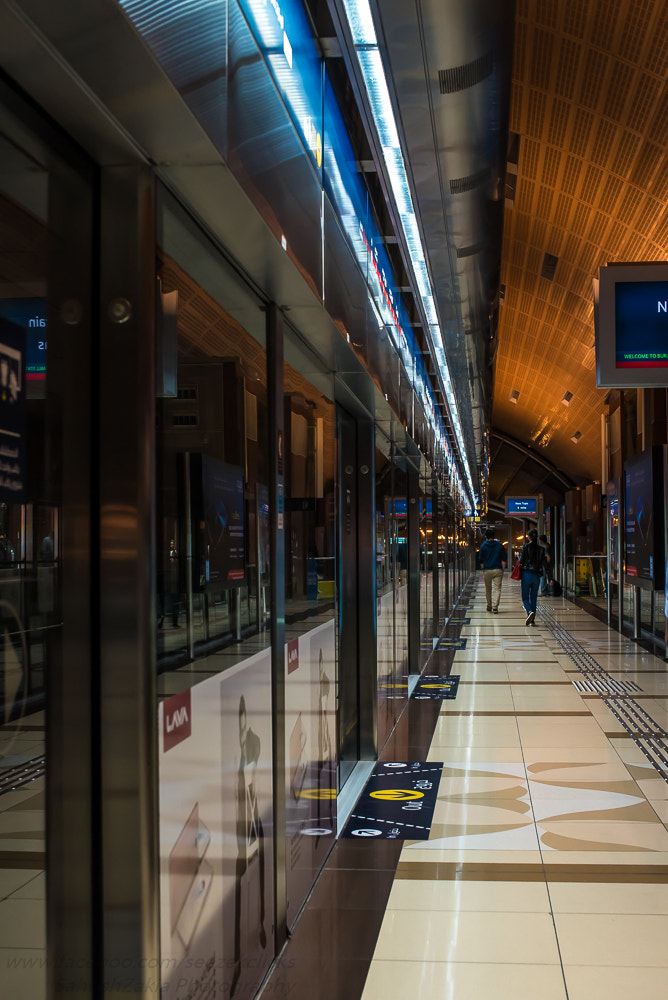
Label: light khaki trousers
xmin=483 ymin=568 xmax=504 ymax=610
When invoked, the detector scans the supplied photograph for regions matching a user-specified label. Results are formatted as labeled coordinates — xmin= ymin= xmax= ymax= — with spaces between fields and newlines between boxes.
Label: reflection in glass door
xmin=0 ymin=89 xmax=93 ymax=995
xmin=336 ymin=406 xmax=359 ymax=788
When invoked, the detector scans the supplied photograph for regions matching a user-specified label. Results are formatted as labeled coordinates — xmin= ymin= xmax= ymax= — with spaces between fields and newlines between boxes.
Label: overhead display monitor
xmin=595 ymin=262 xmax=668 ymax=387
xmin=505 ymin=496 xmax=538 ymax=517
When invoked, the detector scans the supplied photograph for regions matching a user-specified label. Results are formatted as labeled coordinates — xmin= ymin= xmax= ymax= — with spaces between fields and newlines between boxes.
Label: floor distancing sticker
xmin=411 ymin=674 xmax=460 ymax=700
xmin=340 ymin=761 xmax=443 ymax=840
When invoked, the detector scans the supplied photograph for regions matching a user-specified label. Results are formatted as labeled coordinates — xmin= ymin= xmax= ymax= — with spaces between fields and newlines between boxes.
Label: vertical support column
xmin=407 ymin=463 xmax=420 ymax=674
xmin=98 ymin=165 xmax=159 ymax=993
xmin=47 ymin=138 xmax=95 ymax=999
xmin=267 ymin=303 xmax=287 ymax=950
xmin=357 ymin=419 xmax=377 ymax=759
xmin=432 ymin=472 xmax=440 ymax=637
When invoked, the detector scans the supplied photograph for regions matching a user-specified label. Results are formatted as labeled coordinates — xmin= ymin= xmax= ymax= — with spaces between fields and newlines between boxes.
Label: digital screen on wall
xmin=595 ymin=263 xmax=668 ymax=387
xmin=624 ymin=447 xmax=664 ymax=588
xmin=505 ymin=496 xmax=538 ymax=517
xmin=199 ymin=455 xmax=246 ymax=589
xmin=0 ymin=298 xmax=46 ymax=381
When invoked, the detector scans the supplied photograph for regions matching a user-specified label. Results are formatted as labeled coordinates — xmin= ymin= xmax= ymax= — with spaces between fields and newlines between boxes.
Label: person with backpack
xmin=519 ymin=528 xmax=547 ymax=626
xmin=478 ymin=528 xmax=507 ymax=614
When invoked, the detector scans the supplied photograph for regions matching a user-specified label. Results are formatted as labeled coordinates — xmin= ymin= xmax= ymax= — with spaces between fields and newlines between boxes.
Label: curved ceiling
xmin=493 ymin=0 xmax=668 ymax=490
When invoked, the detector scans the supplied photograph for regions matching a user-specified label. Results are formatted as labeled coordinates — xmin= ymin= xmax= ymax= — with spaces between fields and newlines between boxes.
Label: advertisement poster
xmin=220 ymin=650 xmax=274 ymax=1000
xmin=159 ymin=679 xmax=224 ymax=1000
xmin=284 ymin=620 xmax=336 ymax=926
xmin=0 ymin=317 xmax=26 ymax=502
xmin=377 ymin=590 xmax=396 ymax=744
xmin=158 ymin=649 xmax=274 ymax=1000
xmin=201 ymin=456 xmax=246 ymax=588
xmin=624 ymin=452 xmax=654 ymax=581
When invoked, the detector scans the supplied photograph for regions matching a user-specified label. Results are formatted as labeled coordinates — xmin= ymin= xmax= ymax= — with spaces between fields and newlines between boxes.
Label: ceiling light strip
xmin=341 ymin=0 xmax=475 ymax=509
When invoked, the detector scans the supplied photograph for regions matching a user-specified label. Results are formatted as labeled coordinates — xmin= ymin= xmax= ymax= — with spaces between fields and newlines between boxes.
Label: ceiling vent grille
xmin=438 ymin=51 xmax=493 ymax=94
xmin=450 ymin=167 xmax=490 ymax=195
xmin=541 ymin=252 xmax=559 ymax=280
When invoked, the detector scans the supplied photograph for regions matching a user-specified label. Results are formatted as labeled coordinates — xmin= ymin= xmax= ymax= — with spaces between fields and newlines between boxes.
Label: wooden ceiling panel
xmin=494 ymin=0 xmax=668 ymax=486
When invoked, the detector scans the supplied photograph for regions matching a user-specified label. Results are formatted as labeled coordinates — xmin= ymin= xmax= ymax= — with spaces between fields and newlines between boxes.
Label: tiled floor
xmin=0 ymin=712 xmax=46 ymax=997
xmin=267 ymin=576 xmax=668 ymax=1000
xmin=4 ymin=582 xmax=668 ymax=1000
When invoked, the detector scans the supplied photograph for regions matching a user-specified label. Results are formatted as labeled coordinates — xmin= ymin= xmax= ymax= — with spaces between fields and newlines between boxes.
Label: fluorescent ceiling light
xmin=341 ymin=0 xmax=475 ymax=509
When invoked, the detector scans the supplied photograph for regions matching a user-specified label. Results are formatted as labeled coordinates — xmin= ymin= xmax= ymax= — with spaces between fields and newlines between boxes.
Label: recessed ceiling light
xmin=509 ymin=389 xmax=520 ymax=404
xmin=571 ymin=430 xmax=582 ymax=443
xmin=561 ymin=391 xmax=573 ymax=406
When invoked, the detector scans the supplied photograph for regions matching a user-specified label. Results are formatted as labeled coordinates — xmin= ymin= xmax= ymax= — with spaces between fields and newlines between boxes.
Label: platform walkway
xmin=359 ymin=575 xmax=668 ymax=1000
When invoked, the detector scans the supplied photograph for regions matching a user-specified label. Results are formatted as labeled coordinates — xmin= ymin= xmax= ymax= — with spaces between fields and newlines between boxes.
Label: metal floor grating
xmin=539 ymin=603 xmax=668 ymax=785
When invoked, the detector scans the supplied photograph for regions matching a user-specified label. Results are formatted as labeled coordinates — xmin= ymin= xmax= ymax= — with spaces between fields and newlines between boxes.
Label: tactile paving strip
xmin=539 ymin=603 xmax=668 ymax=785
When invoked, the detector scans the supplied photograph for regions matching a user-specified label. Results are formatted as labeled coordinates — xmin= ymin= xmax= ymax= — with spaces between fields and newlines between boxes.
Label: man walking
xmin=478 ymin=528 xmax=507 ymax=614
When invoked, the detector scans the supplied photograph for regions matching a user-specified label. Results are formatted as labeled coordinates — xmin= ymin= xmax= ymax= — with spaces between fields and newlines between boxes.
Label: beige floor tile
xmin=421 ymin=824 xmax=541 ymax=851
xmin=636 ymin=776 xmax=668 ymax=801
xmin=609 ymin=740 xmax=654 ymax=764
xmin=506 ymin=665 xmax=568 ymax=682
xmin=455 ymin=664 xmax=510 ymax=681
xmin=555 ymin=912 xmax=668 ymax=966
xmin=373 ymin=909 xmax=561 ymax=965
xmin=524 ymin=747 xmax=626 ymax=765
xmin=526 ymin=757 xmax=634 ymax=780
xmin=549 ymin=880 xmax=668 ymax=914
xmin=439 ymin=689 xmax=515 ymax=711
xmin=431 ymin=796 xmax=533 ymax=828
xmin=426 ymin=747 xmax=526 ymax=764
xmin=511 ymin=688 xmax=586 ymax=711
xmin=533 ymin=798 xmax=657 ymax=826
xmin=517 ymin=718 xmax=610 ymax=748
xmin=387 ymin=878 xmax=550 ymax=912
xmin=563 ymin=965 xmax=668 ymax=1000
xmin=454 ymin=651 xmax=513 ymax=662
xmin=540 ymin=850 xmax=668 ymax=866
xmin=399 ymin=846 xmax=544 ymax=865
xmin=431 ymin=717 xmax=521 ymax=748
xmin=538 ymin=820 xmax=668 ymax=852
xmin=438 ymin=763 xmax=527 ymax=786
xmin=362 ymin=961 xmax=568 ymax=1000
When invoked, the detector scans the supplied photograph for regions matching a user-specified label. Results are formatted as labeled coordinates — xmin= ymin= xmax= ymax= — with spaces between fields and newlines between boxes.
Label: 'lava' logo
xmin=163 ymin=689 xmax=191 ymax=751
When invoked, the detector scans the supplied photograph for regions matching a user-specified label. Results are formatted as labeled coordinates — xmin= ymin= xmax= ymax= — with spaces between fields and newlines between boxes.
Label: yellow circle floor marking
xmin=369 ymin=789 xmax=424 ymax=801
xmin=300 ymin=788 xmax=337 ymax=800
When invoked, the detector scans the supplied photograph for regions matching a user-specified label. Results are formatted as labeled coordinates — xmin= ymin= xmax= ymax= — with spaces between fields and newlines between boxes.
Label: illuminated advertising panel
xmin=623 ymin=446 xmax=664 ymax=589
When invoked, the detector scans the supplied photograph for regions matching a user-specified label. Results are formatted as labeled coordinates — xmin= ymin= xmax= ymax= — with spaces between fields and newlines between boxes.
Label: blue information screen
xmin=507 ymin=497 xmax=537 ymax=516
xmin=616 ymin=281 xmax=668 ymax=368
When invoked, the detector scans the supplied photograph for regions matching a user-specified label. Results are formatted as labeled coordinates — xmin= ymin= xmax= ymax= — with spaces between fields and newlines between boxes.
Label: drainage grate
xmin=538 ymin=602 xmax=668 ymax=785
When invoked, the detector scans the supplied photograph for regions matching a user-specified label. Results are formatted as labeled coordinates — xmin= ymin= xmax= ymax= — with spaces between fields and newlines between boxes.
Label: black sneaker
xmin=492 ymin=608 xmax=499 ymax=614
xmin=525 ymin=611 xmax=535 ymax=626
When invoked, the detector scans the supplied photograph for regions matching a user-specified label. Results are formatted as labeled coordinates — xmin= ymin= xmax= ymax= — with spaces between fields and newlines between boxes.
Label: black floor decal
xmin=448 ymin=617 xmax=470 ymax=625
xmin=340 ymin=762 xmax=443 ymax=839
xmin=411 ymin=675 xmax=460 ymax=700
xmin=438 ymin=637 xmax=467 ymax=650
